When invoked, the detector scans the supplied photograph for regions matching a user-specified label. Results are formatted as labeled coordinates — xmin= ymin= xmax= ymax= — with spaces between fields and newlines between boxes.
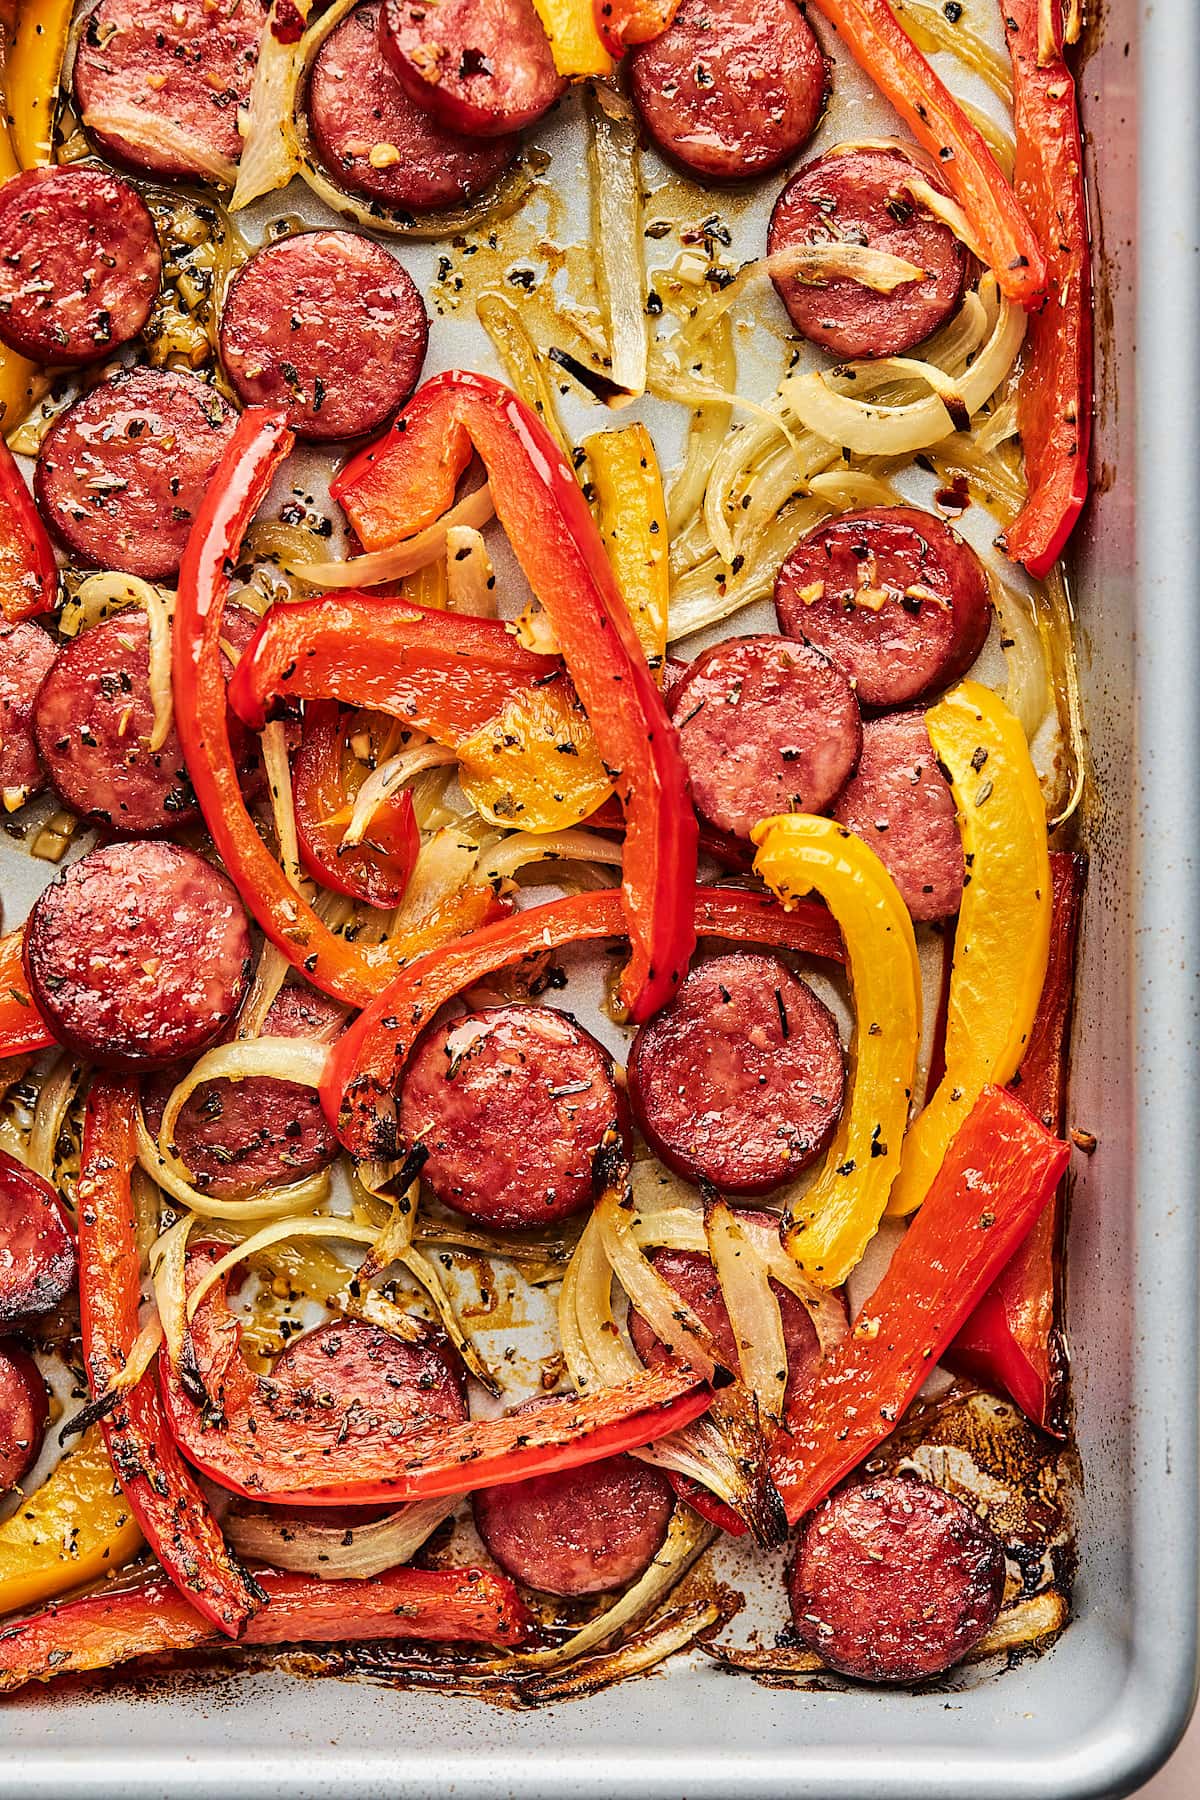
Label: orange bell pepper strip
xmin=998 ymin=0 xmax=1093 ymax=576
xmin=0 ymin=928 xmax=52 ymax=1056
xmin=593 ymin=0 xmax=680 ymax=54
xmin=771 ymin=1085 xmax=1070 ymax=1523
xmin=0 ymin=1562 xmax=531 ymax=1692
xmin=77 ymin=1078 xmax=259 ymax=1638
xmin=803 ymin=0 xmax=1046 ymax=308
xmin=331 ymin=370 xmax=698 ymax=1022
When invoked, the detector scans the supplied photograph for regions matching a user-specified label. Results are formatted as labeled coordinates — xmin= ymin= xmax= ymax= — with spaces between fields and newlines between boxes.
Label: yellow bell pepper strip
xmin=531 ymin=0 xmax=613 ymax=75
xmin=886 ymin=680 xmax=1052 ymax=1218
xmin=5 ymin=0 xmax=73 ymax=168
xmin=0 ymin=1428 xmax=142 ymax=1618
xmin=583 ymin=422 xmax=669 ymax=682
xmin=751 ymin=812 xmax=921 ymax=1288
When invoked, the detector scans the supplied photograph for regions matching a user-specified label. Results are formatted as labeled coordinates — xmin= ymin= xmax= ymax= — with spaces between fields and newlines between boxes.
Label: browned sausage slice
xmin=768 ymin=145 xmax=968 ymax=358
xmin=774 ymin=506 xmax=993 ymax=708
xmin=273 ymin=1318 xmax=466 ymax=1430
xmin=141 ymin=985 xmax=344 ymax=1199
xmin=629 ymin=0 xmax=827 ymax=183
xmin=35 ymin=368 xmax=237 ymax=582
xmin=833 ymin=712 xmax=963 ymax=921
xmin=0 ymin=1150 xmax=74 ymax=1323
xmin=380 ymin=0 xmax=566 ymax=137
xmin=0 ymin=168 xmax=161 ymax=367
xmin=629 ymin=1238 xmax=824 ymax=1412
xmin=23 ymin=841 xmax=252 ymax=1071
xmin=0 ymin=1343 xmax=48 ymax=1488
xmin=628 ymin=951 xmax=845 ymax=1195
xmin=400 ymin=1005 xmax=624 ymax=1229
xmin=787 ymin=1476 xmax=1007 ymax=1682
xmin=219 ymin=231 xmax=428 ymax=442
xmin=73 ymin=0 xmax=267 ymax=183
xmin=0 ymin=621 xmax=55 ymax=811
xmin=472 ymin=1430 xmax=674 ymax=1596
xmin=308 ymin=3 xmax=519 ymax=212
xmin=668 ymin=634 xmax=861 ymax=838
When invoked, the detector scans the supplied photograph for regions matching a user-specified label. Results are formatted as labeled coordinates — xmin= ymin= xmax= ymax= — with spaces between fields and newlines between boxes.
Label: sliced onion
xmin=225 ymin=1494 xmax=458 ymax=1578
xmin=184 ymin=1215 xmax=378 ymax=1320
xmin=80 ymin=108 xmax=239 ymax=186
xmin=593 ymin=1189 xmax=724 ymax=1382
xmin=446 ymin=526 xmax=497 ymax=618
xmin=587 ymin=84 xmax=646 ymax=399
xmin=149 ymin=1214 xmax=195 ymax=1365
xmin=900 ymin=175 xmax=988 ymax=263
xmin=231 ymin=0 xmax=311 ymax=211
xmin=388 ymin=825 xmax=482 ymax=931
xmin=478 ymin=829 xmax=623 ymax=886
xmin=398 ymin=1242 xmax=501 ymax=1396
xmin=341 ymin=742 xmax=456 ymax=850
xmin=1042 ymin=566 xmax=1087 ymax=827
xmin=560 ymin=1210 xmax=640 ymax=1393
xmin=290 ymin=486 xmax=495 ymax=586
xmin=666 ymin=315 xmax=735 ymax=538
xmin=261 ymin=718 xmax=302 ymax=883
xmin=62 ymin=574 xmax=175 ymax=752
xmin=989 ymin=570 xmax=1052 ymax=741
xmin=891 ymin=0 xmax=1013 ymax=100
xmin=703 ymin=1200 xmax=786 ymax=1421
xmin=25 ymin=1054 xmax=82 ymax=1183
xmin=477 ymin=293 xmax=573 ymax=461
xmin=807 ymin=469 xmax=903 ymax=511
xmin=519 ymin=1599 xmax=724 ymax=1702
xmin=158 ymin=1038 xmax=328 ymax=1160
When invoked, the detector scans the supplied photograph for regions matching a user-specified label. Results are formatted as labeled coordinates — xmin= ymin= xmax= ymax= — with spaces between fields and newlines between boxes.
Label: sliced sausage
xmin=472 ymin=1423 xmax=674 ymax=1596
xmin=0 ymin=168 xmax=160 ymax=367
xmin=833 ymin=712 xmax=963 ymax=921
xmin=308 ymin=2 xmax=519 ymax=213
xmin=774 ymin=505 xmax=993 ymax=709
xmin=629 ymin=1238 xmax=824 ymax=1412
xmin=787 ymin=1476 xmax=1007 ymax=1682
xmin=34 ymin=368 xmax=237 ymax=582
xmin=33 ymin=607 xmax=257 ymax=836
xmin=0 ymin=621 xmax=55 ymax=810
xmin=399 ymin=1004 xmax=624 ymax=1229
xmin=627 ymin=951 xmax=845 ymax=1195
xmin=668 ymin=634 xmax=861 ymax=838
xmin=0 ymin=1150 xmax=74 ymax=1323
xmin=629 ymin=0 xmax=827 ymax=184
xmin=768 ymin=145 xmax=969 ymax=358
xmin=273 ymin=1318 xmax=466 ymax=1430
xmin=73 ymin=0 xmax=267 ymax=183
xmin=0 ymin=1343 xmax=48 ymax=1488
xmin=219 ymin=231 xmax=428 ymax=442
xmin=380 ymin=0 xmax=566 ymax=137
xmin=23 ymin=840 xmax=252 ymax=1072
xmin=141 ymin=985 xmax=344 ymax=1199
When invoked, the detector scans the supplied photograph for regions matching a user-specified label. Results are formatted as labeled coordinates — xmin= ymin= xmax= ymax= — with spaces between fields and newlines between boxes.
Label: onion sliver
xmin=587 ymin=84 xmax=646 ymax=398
xmin=291 ymin=486 xmax=495 ymax=587
xmin=703 ymin=1200 xmax=787 ymax=1420
xmin=226 ymin=1494 xmax=458 ymax=1579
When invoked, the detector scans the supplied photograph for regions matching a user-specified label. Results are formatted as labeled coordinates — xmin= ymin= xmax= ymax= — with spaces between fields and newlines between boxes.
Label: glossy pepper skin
xmin=592 ymin=0 xmax=680 ymax=54
xmin=292 ymin=701 xmax=419 ymax=910
xmin=771 ymin=1085 xmax=1070 ymax=1523
xmin=946 ymin=852 xmax=1086 ymax=1433
xmin=0 ymin=928 xmax=52 ymax=1056
xmin=0 ymin=439 xmax=56 ymax=622
xmin=0 ymin=1428 xmax=142 ymax=1618
xmin=332 ymin=370 xmax=698 ymax=1022
xmin=999 ymin=0 xmax=1093 ymax=576
xmin=320 ymin=886 xmax=844 ymax=1162
xmin=77 ymin=1077 xmax=259 ymax=1638
xmin=802 ymin=0 xmax=1046 ymax=308
xmin=0 ymin=1562 xmax=531 ymax=1693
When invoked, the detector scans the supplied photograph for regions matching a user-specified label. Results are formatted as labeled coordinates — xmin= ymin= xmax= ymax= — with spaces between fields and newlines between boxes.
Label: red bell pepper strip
xmin=159 ymin=1248 xmax=712 ymax=1503
xmin=332 ymin=370 xmax=698 ymax=1023
xmin=76 ymin=1078 xmax=259 ymax=1639
xmin=803 ymin=0 xmax=1046 ymax=308
xmin=946 ymin=852 xmax=1086 ymax=1432
xmin=998 ymin=0 xmax=1093 ymax=576
xmin=174 ymin=407 xmax=502 ymax=1009
xmin=593 ymin=0 xmax=680 ymax=55
xmin=0 ymin=928 xmax=52 ymax=1056
xmin=0 ymin=1562 xmax=530 ymax=1692
xmin=0 ymin=437 xmax=56 ymax=623
xmin=320 ymin=885 xmax=844 ymax=1161
xmin=771 ymin=1085 xmax=1070 ymax=1523
xmin=227 ymin=591 xmax=560 ymax=741
xmin=292 ymin=701 xmax=419 ymax=911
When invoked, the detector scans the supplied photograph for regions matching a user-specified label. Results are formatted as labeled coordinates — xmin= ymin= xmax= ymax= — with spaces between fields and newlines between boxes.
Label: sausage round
xmin=768 ymin=145 xmax=968 ymax=358
xmin=629 ymin=0 xmax=827 ymax=184
xmin=73 ymin=0 xmax=267 ymax=183
xmin=787 ymin=1476 xmax=1007 ymax=1682
xmin=33 ymin=607 xmax=257 ymax=836
xmin=308 ymin=3 xmax=519 ymax=213
xmin=0 ymin=621 xmax=55 ymax=811
xmin=219 ymin=231 xmax=428 ymax=442
xmin=629 ymin=1238 xmax=823 ymax=1412
xmin=472 ymin=1435 xmax=674 ymax=1596
xmin=627 ymin=951 xmax=845 ymax=1195
xmin=667 ymin=634 xmax=861 ymax=838
xmin=0 ymin=1343 xmax=48 ymax=1488
xmin=774 ymin=506 xmax=993 ymax=708
xmin=399 ymin=1005 xmax=624 ymax=1229
xmin=380 ymin=0 xmax=566 ymax=137
xmin=34 ymin=368 xmax=237 ymax=582
xmin=141 ymin=985 xmax=344 ymax=1199
xmin=23 ymin=840 xmax=252 ymax=1071
xmin=0 ymin=1151 xmax=75 ymax=1325
xmin=273 ymin=1318 xmax=466 ymax=1430
xmin=0 ymin=168 xmax=161 ymax=367
xmin=833 ymin=712 xmax=963 ymax=921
